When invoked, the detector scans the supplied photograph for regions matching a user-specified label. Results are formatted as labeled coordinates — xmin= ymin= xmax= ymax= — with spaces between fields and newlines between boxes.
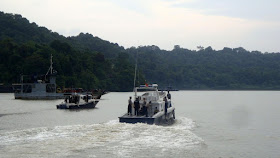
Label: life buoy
xmin=56 ymin=87 xmax=62 ymax=93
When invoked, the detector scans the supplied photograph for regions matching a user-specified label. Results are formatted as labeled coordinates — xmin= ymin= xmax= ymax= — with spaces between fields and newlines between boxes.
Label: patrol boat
xmin=56 ymin=93 xmax=100 ymax=109
xmin=119 ymin=84 xmax=175 ymax=125
xmin=13 ymin=55 xmax=65 ymax=100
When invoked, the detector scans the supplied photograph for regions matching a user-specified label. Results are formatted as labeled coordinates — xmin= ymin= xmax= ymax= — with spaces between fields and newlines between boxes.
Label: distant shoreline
xmin=2 ymin=85 xmax=280 ymax=93
xmin=178 ymin=89 xmax=280 ymax=91
xmin=94 ymin=89 xmax=280 ymax=93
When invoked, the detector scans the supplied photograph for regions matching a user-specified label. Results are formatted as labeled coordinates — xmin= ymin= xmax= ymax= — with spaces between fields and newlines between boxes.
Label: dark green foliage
xmin=0 ymin=38 xmax=136 ymax=91
xmin=0 ymin=12 xmax=137 ymax=91
xmin=67 ymin=33 xmax=126 ymax=59
xmin=0 ymin=11 xmax=125 ymax=59
xmin=1 ymin=11 xmax=280 ymax=91
xmin=0 ymin=12 xmax=64 ymax=44
xmin=128 ymin=46 xmax=280 ymax=90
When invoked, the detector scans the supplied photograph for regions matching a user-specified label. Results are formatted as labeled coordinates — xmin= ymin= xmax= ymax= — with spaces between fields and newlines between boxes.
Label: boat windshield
xmin=137 ymin=88 xmax=156 ymax=92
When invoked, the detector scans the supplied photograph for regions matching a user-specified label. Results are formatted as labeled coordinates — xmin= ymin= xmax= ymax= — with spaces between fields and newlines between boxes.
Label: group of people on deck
xmin=127 ymin=96 xmax=149 ymax=116
xmin=127 ymin=91 xmax=171 ymax=117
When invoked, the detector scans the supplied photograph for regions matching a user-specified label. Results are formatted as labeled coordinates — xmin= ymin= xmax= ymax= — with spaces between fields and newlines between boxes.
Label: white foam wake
xmin=0 ymin=117 xmax=204 ymax=157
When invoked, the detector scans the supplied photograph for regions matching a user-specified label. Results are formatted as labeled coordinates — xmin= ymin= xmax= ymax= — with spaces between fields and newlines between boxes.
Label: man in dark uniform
xmin=167 ymin=91 xmax=171 ymax=100
xmin=128 ymin=96 xmax=132 ymax=115
xmin=134 ymin=97 xmax=140 ymax=116
xmin=164 ymin=96 xmax=168 ymax=119
xmin=167 ymin=91 xmax=172 ymax=107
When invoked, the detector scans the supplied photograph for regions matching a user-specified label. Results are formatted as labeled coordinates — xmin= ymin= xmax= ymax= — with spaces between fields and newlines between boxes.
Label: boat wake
xmin=0 ymin=117 xmax=204 ymax=157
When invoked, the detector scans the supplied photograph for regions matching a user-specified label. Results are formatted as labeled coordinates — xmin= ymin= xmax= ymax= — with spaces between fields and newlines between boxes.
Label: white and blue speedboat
xmin=119 ymin=84 xmax=175 ymax=125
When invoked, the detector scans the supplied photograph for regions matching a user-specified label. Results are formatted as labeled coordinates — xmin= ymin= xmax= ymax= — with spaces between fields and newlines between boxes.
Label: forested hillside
xmin=129 ymin=46 xmax=280 ymax=90
xmin=0 ymin=11 xmax=143 ymax=91
xmin=1 ymin=11 xmax=280 ymax=91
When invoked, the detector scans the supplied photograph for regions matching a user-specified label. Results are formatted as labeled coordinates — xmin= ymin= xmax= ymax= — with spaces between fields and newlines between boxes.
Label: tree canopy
xmin=1 ymin=11 xmax=280 ymax=91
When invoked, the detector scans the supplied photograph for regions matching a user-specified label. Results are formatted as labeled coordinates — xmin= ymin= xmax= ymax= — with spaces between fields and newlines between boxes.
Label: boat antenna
xmin=133 ymin=52 xmax=138 ymax=98
xmin=45 ymin=54 xmax=53 ymax=80
xmin=50 ymin=54 xmax=53 ymax=75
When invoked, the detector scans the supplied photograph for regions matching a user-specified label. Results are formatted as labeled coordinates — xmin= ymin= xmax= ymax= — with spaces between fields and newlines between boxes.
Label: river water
xmin=0 ymin=91 xmax=279 ymax=158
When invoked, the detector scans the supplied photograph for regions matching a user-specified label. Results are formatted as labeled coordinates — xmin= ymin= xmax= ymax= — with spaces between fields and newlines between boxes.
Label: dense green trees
xmin=0 ymin=38 xmax=139 ymax=91
xmin=128 ymin=46 xmax=280 ymax=90
xmin=1 ymin=11 xmax=280 ymax=91
xmin=0 ymin=11 xmax=143 ymax=91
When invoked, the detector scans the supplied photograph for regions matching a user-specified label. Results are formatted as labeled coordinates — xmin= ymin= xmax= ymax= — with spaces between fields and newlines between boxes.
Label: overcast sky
xmin=0 ymin=0 xmax=279 ymax=52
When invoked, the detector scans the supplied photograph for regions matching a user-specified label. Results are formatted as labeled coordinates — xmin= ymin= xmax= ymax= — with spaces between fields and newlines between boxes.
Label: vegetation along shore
xmin=1 ymin=11 xmax=280 ymax=91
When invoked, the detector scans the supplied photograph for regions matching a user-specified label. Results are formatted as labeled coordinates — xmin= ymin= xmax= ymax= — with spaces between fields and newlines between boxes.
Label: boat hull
xmin=14 ymin=92 xmax=66 ymax=100
xmin=56 ymin=101 xmax=97 ymax=109
xmin=15 ymin=92 xmax=101 ymax=100
xmin=119 ymin=116 xmax=155 ymax=124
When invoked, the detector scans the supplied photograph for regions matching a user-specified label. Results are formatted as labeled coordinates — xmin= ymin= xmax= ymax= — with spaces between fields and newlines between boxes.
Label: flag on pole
xmin=145 ymin=81 xmax=148 ymax=87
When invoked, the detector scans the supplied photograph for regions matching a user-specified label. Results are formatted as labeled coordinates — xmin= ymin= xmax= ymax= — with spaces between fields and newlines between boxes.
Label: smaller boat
xmin=119 ymin=84 xmax=175 ymax=125
xmin=56 ymin=93 xmax=100 ymax=109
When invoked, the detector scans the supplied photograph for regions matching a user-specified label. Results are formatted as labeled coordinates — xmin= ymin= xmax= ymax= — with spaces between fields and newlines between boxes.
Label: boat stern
xmin=119 ymin=115 xmax=155 ymax=124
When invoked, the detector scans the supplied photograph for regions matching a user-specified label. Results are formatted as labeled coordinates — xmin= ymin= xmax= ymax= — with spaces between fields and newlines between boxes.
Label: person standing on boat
xmin=128 ymin=96 xmax=132 ymax=116
xmin=142 ymin=98 xmax=148 ymax=117
xmin=167 ymin=91 xmax=172 ymax=107
xmin=86 ymin=95 xmax=89 ymax=103
xmin=147 ymin=101 xmax=152 ymax=117
xmin=134 ymin=97 xmax=140 ymax=116
xmin=164 ymin=96 xmax=168 ymax=117
xmin=167 ymin=91 xmax=171 ymax=100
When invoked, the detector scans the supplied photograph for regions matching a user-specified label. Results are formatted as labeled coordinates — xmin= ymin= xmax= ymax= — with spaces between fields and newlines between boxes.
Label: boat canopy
xmin=134 ymin=84 xmax=160 ymax=101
